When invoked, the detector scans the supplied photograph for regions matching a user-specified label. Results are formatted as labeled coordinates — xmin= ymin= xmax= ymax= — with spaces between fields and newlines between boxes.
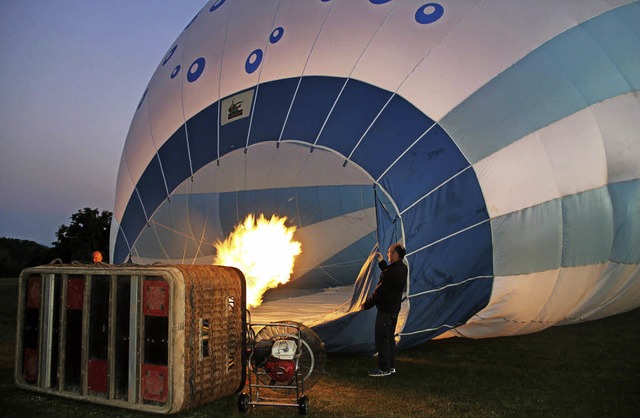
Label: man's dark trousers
xmin=375 ymin=310 xmax=399 ymax=370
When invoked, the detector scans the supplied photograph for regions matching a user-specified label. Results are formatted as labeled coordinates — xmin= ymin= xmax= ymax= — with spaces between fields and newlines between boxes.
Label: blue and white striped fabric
xmin=111 ymin=0 xmax=640 ymax=352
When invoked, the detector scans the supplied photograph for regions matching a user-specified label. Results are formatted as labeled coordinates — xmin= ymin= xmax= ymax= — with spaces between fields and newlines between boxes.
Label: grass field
xmin=1 ymin=276 xmax=638 ymax=417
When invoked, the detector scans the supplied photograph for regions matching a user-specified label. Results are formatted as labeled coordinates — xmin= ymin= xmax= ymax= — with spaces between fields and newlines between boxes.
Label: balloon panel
xmin=349 ymin=95 xmax=434 ymax=180
xmin=401 ymin=168 xmax=488 ymax=253
xmin=406 ymin=220 xmax=493 ymax=296
xmin=282 ymin=77 xmax=347 ymax=144
xmin=378 ymin=124 xmax=469 ymax=212
xmin=185 ymin=102 xmax=219 ymax=174
xmin=399 ymin=276 xmax=492 ymax=348
xmin=609 ymin=181 xmax=640 ymax=264
xmin=491 ymin=200 xmax=563 ymax=276
xmin=560 ymin=188 xmax=614 ymax=267
xmin=597 ymin=93 xmax=640 ymax=184
xmin=314 ymin=80 xmax=393 ymax=156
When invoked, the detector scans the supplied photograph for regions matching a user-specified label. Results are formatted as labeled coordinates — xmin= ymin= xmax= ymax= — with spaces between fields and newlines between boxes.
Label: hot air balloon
xmin=111 ymin=0 xmax=640 ymax=352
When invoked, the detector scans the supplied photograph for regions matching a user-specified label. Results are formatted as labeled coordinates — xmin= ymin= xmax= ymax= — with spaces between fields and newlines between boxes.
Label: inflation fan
xmin=238 ymin=315 xmax=326 ymax=415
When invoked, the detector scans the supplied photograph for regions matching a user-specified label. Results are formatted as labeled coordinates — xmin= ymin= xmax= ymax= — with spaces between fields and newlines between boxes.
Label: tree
xmin=0 ymin=238 xmax=54 ymax=277
xmin=53 ymin=208 xmax=112 ymax=263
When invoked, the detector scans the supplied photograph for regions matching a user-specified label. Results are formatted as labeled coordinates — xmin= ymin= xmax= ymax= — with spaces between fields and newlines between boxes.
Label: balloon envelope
xmin=112 ymin=0 xmax=640 ymax=351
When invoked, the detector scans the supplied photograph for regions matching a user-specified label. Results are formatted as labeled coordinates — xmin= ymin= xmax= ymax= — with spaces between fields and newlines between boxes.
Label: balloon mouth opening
xmin=128 ymin=141 xmax=403 ymax=327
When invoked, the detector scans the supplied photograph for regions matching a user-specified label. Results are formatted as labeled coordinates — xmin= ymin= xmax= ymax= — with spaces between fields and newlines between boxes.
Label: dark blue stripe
xmin=379 ymin=124 xmax=469 ymax=212
xmin=350 ymin=94 xmax=434 ymax=180
xmin=398 ymin=276 xmax=492 ymax=348
xmin=406 ymin=220 xmax=493 ymax=295
xmin=114 ymin=228 xmax=130 ymax=263
xmin=157 ymin=126 xmax=191 ymax=192
xmin=135 ymin=156 xmax=167 ymax=218
xmin=402 ymin=167 xmax=488 ymax=252
xmin=316 ymin=78 xmax=393 ymax=156
xmin=397 ymin=221 xmax=492 ymax=347
xmin=249 ymin=77 xmax=300 ymax=144
xmin=282 ymin=76 xmax=345 ymax=143
xmin=187 ymin=102 xmax=218 ymax=172
xmin=116 ymin=192 xmax=147 ymax=262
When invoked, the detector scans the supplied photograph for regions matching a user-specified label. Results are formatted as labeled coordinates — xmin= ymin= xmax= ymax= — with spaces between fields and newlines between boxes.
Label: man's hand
xmin=375 ymin=251 xmax=383 ymax=262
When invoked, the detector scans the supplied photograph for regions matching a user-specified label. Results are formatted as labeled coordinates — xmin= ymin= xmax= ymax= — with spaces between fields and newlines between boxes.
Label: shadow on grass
xmin=1 ymin=276 xmax=638 ymax=417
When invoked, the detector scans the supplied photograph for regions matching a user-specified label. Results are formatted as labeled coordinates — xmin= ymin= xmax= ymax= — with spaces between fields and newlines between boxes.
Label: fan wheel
xmin=298 ymin=395 xmax=309 ymax=415
xmin=252 ymin=321 xmax=326 ymax=391
xmin=237 ymin=393 xmax=250 ymax=413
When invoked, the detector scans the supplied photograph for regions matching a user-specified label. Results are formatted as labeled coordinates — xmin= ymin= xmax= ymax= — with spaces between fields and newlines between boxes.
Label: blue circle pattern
xmin=162 ymin=45 xmax=177 ymax=66
xmin=210 ymin=0 xmax=225 ymax=12
xmin=270 ymin=27 xmax=284 ymax=44
xmin=245 ymin=49 xmax=263 ymax=74
xmin=171 ymin=65 xmax=181 ymax=79
xmin=187 ymin=58 xmax=206 ymax=83
xmin=370 ymin=0 xmax=392 ymax=4
xmin=415 ymin=3 xmax=444 ymax=24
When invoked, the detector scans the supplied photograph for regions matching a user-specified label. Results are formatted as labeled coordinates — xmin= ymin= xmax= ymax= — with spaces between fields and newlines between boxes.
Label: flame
xmin=213 ymin=214 xmax=302 ymax=308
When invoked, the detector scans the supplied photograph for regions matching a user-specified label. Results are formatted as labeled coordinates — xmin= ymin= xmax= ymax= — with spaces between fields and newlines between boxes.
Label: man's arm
xmin=378 ymin=258 xmax=389 ymax=272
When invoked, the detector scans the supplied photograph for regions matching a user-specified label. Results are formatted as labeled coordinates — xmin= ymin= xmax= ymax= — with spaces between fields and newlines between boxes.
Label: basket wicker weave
xmin=176 ymin=265 xmax=246 ymax=410
xmin=14 ymin=263 xmax=246 ymax=414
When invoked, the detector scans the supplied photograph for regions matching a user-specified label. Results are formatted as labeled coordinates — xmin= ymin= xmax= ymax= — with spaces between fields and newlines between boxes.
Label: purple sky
xmin=0 ymin=1 xmax=206 ymax=245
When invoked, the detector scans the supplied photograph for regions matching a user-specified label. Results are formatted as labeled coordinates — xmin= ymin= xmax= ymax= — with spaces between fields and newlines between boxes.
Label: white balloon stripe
xmin=313 ymin=1 xmax=400 ymax=146
xmin=278 ymin=1 xmax=336 ymax=143
xmin=245 ymin=0 xmax=285 ymax=149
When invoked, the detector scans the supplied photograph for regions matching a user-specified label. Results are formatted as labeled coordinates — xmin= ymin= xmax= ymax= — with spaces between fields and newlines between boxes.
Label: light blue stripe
xmin=493 ymin=181 xmax=640 ymax=275
xmin=441 ymin=2 xmax=640 ymax=163
xmin=492 ymin=199 xmax=562 ymax=276
xmin=217 ymin=184 xmax=375 ymax=232
xmin=561 ymin=188 xmax=614 ymax=267
xmin=609 ymin=179 xmax=640 ymax=264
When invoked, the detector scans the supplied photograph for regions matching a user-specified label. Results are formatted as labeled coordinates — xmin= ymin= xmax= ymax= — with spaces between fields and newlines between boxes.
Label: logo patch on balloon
xmin=221 ymin=89 xmax=255 ymax=126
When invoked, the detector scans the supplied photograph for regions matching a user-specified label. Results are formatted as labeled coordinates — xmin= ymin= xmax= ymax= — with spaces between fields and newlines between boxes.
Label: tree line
xmin=0 ymin=208 xmax=111 ymax=278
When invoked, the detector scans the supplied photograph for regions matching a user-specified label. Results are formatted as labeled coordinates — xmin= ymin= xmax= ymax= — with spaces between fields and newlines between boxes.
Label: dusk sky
xmin=0 ymin=1 xmax=206 ymax=245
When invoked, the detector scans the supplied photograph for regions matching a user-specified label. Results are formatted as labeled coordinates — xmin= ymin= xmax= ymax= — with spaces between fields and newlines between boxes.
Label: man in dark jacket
xmin=361 ymin=243 xmax=408 ymax=377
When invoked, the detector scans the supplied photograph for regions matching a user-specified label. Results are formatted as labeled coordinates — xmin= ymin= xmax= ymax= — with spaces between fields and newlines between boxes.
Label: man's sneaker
xmin=389 ymin=368 xmax=396 ymax=374
xmin=368 ymin=368 xmax=391 ymax=377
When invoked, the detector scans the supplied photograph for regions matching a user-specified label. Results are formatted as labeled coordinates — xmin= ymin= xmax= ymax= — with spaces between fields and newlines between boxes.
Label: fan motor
xmin=264 ymin=358 xmax=296 ymax=382
xmin=263 ymin=339 xmax=297 ymax=382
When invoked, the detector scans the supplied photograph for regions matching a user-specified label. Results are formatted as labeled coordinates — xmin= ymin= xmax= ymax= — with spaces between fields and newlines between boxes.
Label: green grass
xmin=1 ymin=276 xmax=638 ymax=417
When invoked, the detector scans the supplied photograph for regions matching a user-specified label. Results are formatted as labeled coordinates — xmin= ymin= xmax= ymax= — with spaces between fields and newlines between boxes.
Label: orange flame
xmin=213 ymin=214 xmax=302 ymax=308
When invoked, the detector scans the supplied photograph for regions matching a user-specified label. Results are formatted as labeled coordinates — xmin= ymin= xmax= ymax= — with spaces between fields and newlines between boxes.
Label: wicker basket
xmin=14 ymin=264 xmax=246 ymax=414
